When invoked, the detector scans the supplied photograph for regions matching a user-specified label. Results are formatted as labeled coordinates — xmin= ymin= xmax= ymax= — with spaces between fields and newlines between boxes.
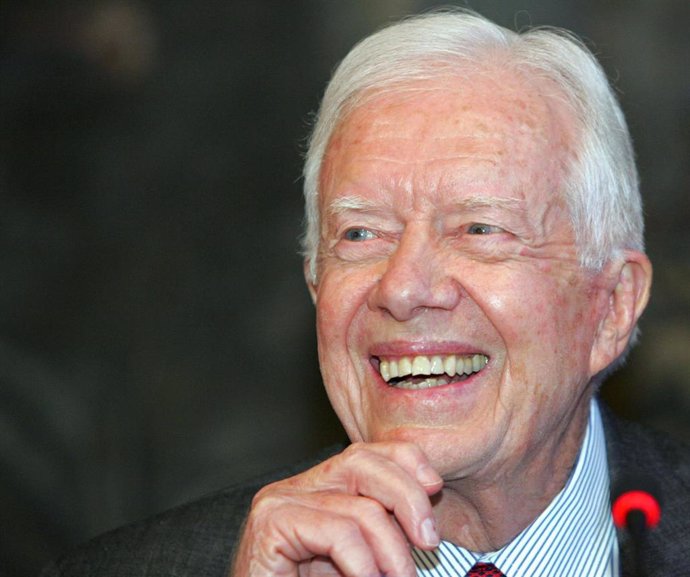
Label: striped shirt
xmin=413 ymin=400 xmax=618 ymax=576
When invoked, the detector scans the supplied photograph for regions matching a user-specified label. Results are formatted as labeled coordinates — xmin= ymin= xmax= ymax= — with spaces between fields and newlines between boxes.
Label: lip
xmin=369 ymin=340 xmax=487 ymax=358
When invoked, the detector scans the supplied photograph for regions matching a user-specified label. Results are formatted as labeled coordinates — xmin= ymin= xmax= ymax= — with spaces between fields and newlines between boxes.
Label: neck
xmin=433 ymin=402 xmax=591 ymax=552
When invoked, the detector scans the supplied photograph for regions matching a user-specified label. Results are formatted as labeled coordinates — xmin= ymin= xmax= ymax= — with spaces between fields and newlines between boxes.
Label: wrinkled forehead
xmin=329 ymin=66 xmax=575 ymax=140
xmin=319 ymin=71 xmax=577 ymax=212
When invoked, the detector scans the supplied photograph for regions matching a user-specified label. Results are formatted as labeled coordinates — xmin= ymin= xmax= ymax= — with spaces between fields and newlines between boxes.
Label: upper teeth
xmin=378 ymin=354 xmax=488 ymax=382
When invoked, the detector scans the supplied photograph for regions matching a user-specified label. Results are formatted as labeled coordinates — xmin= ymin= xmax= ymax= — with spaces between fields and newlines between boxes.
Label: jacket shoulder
xmin=602 ymin=403 xmax=690 ymax=571
xmin=42 ymin=446 xmax=343 ymax=577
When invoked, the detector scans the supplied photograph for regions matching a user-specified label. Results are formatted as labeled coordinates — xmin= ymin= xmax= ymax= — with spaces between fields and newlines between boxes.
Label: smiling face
xmin=307 ymin=70 xmax=619 ymax=481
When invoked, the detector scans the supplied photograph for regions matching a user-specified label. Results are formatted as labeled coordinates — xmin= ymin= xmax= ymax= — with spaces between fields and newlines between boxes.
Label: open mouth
xmin=374 ymin=353 xmax=489 ymax=390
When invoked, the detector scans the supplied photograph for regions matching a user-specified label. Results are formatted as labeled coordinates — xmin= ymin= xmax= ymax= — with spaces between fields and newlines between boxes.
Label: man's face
xmin=308 ymin=71 xmax=616 ymax=481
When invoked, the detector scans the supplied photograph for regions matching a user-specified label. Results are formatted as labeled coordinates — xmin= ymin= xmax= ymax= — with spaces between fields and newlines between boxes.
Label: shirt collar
xmin=413 ymin=399 xmax=617 ymax=577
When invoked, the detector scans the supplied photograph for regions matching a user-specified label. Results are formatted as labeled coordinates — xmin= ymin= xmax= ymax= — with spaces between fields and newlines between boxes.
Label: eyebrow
xmin=325 ymin=196 xmax=385 ymax=217
xmin=447 ymin=195 xmax=527 ymax=213
xmin=325 ymin=194 xmax=526 ymax=217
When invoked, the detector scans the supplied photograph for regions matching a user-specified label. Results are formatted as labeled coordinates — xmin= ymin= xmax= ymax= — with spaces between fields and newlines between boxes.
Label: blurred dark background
xmin=0 ymin=1 xmax=688 ymax=576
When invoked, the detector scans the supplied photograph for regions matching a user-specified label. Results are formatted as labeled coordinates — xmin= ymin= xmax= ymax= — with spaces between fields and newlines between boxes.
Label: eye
xmin=343 ymin=227 xmax=377 ymax=242
xmin=467 ymin=223 xmax=503 ymax=235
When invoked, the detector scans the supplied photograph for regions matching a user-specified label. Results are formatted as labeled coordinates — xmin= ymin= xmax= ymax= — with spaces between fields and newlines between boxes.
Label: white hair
xmin=301 ymin=8 xmax=644 ymax=283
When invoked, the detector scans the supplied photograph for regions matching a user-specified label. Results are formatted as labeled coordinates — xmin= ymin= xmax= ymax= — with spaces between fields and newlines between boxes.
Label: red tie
xmin=466 ymin=562 xmax=506 ymax=576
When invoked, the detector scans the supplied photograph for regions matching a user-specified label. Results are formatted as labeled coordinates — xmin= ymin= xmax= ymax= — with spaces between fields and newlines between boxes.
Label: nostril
xmin=369 ymin=277 xmax=462 ymax=321
xmin=368 ymin=275 xmax=434 ymax=321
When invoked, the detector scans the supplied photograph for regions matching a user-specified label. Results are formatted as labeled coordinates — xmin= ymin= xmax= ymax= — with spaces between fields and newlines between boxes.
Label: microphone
xmin=611 ymin=475 xmax=662 ymax=577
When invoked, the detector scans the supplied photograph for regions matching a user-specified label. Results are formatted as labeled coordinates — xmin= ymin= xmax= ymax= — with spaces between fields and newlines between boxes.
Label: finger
xmin=235 ymin=503 xmax=377 ymax=577
xmin=271 ymin=503 xmax=411 ymax=577
xmin=307 ymin=443 xmax=441 ymax=549
xmin=316 ymin=493 xmax=417 ymax=576
xmin=356 ymin=442 xmax=444 ymax=494
xmin=302 ymin=556 xmax=342 ymax=576
xmin=264 ymin=491 xmax=417 ymax=577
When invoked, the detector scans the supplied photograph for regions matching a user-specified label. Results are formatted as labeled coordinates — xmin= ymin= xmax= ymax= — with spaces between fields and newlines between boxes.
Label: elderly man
xmin=44 ymin=9 xmax=689 ymax=577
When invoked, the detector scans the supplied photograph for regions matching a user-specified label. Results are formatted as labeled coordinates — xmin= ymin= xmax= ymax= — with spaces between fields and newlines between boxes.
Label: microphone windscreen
xmin=611 ymin=474 xmax=662 ymax=529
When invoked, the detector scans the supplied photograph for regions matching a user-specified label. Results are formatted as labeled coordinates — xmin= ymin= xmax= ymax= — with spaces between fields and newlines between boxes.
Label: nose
xmin=367 ymin=226 xmax=462 ymax=321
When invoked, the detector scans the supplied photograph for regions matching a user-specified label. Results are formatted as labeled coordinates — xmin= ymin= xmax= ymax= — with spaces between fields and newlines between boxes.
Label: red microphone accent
xmin=611 ymin=489 xmax=662 ymax=528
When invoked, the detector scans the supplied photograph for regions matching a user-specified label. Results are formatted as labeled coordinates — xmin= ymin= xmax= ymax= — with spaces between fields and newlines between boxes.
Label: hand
xmin=229 ymin=442 xmax=443 ymax=577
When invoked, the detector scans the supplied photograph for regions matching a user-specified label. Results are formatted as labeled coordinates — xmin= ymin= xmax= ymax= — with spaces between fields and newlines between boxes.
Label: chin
xmin=374 ymin=424 xmax=480 ymax=476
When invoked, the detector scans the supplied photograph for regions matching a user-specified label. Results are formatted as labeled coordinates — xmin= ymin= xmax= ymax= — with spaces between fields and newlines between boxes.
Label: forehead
xmin=320 ymin=70 xmax=575 ymax=211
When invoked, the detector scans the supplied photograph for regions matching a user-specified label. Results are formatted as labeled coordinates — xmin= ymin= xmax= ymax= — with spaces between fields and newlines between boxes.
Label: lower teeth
xmin=391 ymin=374 xmax=468 ymax=390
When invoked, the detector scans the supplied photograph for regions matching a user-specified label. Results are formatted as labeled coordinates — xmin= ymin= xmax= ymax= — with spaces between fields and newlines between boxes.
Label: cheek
xmin=314 ymin=266 xmax=377 ymax=358
xmin=314 ymin=271 xmax=370 ymax=438
xmin=539 ymin=295 xmax=602 ymax=387
xmin=477 ymin=267 xmax=596 ymax=364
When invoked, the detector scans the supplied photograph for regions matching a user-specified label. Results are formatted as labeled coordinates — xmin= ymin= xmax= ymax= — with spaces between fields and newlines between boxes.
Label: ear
xmin=304 ymin=258 xmax=318 ymax=305
xmin=589 ymin=251 xmax=652 ymax=375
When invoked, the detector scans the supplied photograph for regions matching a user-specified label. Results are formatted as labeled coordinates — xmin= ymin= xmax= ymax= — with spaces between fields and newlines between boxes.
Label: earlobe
xmin=303 ymin=259 xmax=318 ymax=305
xmin=589 ymin=251 xmax=652 ymax=375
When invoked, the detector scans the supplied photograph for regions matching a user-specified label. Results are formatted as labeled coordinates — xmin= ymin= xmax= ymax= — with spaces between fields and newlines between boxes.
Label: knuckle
xmin=251 ymin=481 xmax=281 ymax=507
xmin=336 ymin=517 xmax=366 ymax=545
xmin=250 ymin=483 xmax=294 ymax=520
xmin=357 ymin=496 xmax=389 ymax=519
xmin=339 ymin=442 xmax=395 ymax=471
xmin=389 ymin=440 xmax=425 ymax=463
xmin=345 ymin=440 xmax=425 ymax=468
xmin=340 ymin=441 xmax=370 ymax=463
xmin=313 ymin=444 xmax=374 ymax=488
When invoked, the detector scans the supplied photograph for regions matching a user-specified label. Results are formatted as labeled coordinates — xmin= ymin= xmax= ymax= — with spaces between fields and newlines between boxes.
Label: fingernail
xmin=420 ymin=517 xmax=439 ymax=547
xmin=416 ymin=463 xmax=442 ymax=487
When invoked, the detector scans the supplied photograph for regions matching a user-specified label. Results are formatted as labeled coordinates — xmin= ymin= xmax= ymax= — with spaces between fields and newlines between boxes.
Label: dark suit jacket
xmin=602 ymin=405 xmax=690 ymax=575
xmin=42 ymin=404 xmax=690 ymax=577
